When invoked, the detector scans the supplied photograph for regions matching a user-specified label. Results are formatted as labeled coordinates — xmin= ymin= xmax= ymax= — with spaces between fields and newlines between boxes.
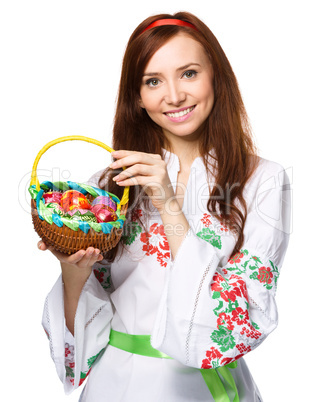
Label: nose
xmin=164 ymin=80 xmax=186 ymax=106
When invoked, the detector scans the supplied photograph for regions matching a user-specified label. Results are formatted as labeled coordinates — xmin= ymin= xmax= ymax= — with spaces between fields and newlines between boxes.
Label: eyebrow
xmin=143 ymin=63 xmax=201 ymax=77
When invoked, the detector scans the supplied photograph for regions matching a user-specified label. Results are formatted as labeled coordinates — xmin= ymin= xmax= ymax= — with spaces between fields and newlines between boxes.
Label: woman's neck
xmin=164 ymin=138 xmax=201 ymax=172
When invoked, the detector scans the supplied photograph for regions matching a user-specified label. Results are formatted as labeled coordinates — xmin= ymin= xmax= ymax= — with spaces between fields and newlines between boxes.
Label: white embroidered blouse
xmin=42 ymin=149 xmax=291 ymax=401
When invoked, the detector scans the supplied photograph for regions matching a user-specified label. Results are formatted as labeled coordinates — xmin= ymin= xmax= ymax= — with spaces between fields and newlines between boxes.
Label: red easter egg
xmin=43 ymin=191 xmax=62 ymax=204
xmin=60 ymin=190 xmax=91 ymax=212
xmin=91 ymin=204 xmax=117 ymax=223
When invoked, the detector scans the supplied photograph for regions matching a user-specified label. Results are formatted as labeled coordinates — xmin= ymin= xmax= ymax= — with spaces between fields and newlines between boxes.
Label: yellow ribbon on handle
xmin=30 ymin=135 xmax=129 ymax=206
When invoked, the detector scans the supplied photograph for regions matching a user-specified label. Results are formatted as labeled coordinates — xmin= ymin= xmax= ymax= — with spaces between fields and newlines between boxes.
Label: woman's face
xmin=139 ymin=33 xmax=214 ymax=143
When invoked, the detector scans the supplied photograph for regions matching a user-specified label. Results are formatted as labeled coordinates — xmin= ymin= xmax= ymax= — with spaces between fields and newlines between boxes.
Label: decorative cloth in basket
xmin=28 ymin=136 xmax=129 ymax=255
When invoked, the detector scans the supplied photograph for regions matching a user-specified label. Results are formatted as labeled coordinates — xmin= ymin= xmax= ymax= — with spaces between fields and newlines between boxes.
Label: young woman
xmin=39 ymin=12 xmax=290 ymax=401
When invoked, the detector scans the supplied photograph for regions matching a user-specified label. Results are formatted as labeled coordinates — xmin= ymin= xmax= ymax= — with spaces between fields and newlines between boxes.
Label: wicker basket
xmin=29 ymin=135 xmax=129 ymax=255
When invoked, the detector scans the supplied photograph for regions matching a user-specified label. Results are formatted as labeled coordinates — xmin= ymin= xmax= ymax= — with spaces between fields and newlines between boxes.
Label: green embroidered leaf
xmin=226 ymin=266 xmax=243 ymax=275
xmin=87 ymin=349 xmax=104 ymax=369
xmin=251 ymin=255 xmax=262 ymax=264
xmin=226 ymin=299 xmax=239 ymax=313
xmin=251 ymin=321 xmax=260 ymax=330
xmin=211 ymin=327 xmax=236 ymax=352
xmin=242 ymin=259 xmax=250 ymax=269
xmin=249 ymin=271 xmax=258 ymax=280
xmin=65 ymin=366 xmax=74 ymax=378
xmin=122 ymin=222 xmax=142 ymax=245
xmin=212 ymin=359 xmax=220 ymax=369
xmin=212 ymin=291 xmax=221 ymax=299
xmin=270 ymin=260 xmax=279 ymax=274
xmin=80 ymin=371 xmax=88 ymax=380
xmin=265 ymin=284 xmax=272 ymax=290
xmin=242 ymin=249 xmax=249 ymax=256
xmin=103 ymin=274 xmax=112 ymax=290
xmin=197 ymin=228 xmax=222 ymax=249
xmin=213 ymin=300 xmax=224 ymax=316
xmin=248 ymin=264 xmax=258 ymax=271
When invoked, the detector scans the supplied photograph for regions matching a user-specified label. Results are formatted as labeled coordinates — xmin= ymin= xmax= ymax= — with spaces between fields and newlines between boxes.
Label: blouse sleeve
xmin=42 ymin=262 xmax=114 ymax=394
xmin=151 ymin=159 xmax=291 ymax=369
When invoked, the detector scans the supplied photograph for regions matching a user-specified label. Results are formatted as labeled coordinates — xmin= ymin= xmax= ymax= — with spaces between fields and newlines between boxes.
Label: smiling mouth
xmin=164 ymin=105 xmax=196 ymax=118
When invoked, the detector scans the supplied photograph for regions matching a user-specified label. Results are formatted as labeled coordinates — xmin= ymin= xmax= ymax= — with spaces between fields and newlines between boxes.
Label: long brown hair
xmin=100 ymin=11 xmax=259 ymax=261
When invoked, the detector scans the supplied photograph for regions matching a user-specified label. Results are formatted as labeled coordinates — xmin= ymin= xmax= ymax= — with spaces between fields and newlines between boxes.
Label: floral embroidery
xmin=201 ymin=346 xmax=223 ymax=369
xmin=122 ymin=222 xmax=143 ymax=245
xmin=121 ymin=208 xmax=171 ymax=268
xmin=140 ymin=223 xmax=170 ymax=268
xmin=131 ymin=208 xmax=143 ymax=222
xmin=196 ymin=213 xmax=229 ymax=249
xmin=65 ymin=344 xmax=104 ymax=387
xmin=122 ymin=208 xmax=143 ymax=245
xmin=201 ymin=270 xmax=263 ymax=368
xmin=227 ymin=249 xmax=279 ymax=290
xmin=65 ymin=343 xmax=75 ymax=385
xmin=94 ymin=266 xmax=112 ymax=290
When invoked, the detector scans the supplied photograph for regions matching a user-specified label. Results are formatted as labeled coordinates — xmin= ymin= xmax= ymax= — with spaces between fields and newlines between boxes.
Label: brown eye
xmin=183 ymin=70 xmax=197 ymax=79
xmin=146 ymin=78 xmax=160 ymax=87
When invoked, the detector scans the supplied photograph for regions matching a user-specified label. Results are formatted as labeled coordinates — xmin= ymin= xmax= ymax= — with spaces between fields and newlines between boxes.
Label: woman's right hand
xmin=37 ymin=240 xmax=103 ymax=270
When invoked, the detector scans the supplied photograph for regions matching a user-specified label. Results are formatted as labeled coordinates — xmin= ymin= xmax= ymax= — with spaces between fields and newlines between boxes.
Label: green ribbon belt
xmin=108 ymin=329 xmax=239 ymax=402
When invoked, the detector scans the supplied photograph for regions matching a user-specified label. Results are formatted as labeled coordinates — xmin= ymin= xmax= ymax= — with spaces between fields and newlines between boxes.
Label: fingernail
xmin=109 ymin=162 xmax=117 ymax=168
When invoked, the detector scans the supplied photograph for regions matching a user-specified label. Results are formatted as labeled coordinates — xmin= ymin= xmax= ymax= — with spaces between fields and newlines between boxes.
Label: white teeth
xmin=166 ymin=106 xmax=195 ymax=118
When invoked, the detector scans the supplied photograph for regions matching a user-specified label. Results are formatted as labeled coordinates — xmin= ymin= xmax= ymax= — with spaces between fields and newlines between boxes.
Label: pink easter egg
xmin=91 ymin=204 xmax=118 ymax=223
xmin=92 ymin=195 xmax=117 ymax=211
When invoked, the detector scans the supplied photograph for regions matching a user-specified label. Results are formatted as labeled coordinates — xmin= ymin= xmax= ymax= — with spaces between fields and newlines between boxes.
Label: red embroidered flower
xmin=231 ymin=307 xmax=249 ymax=325
xmin=220 ymin=221 xmax=229 ymax=232
xmin=220 ymin=343 xmax=252 ymax=365
xmin=140 ymin=223 xmax=170 ymax=266
xmin=94 ymin=269 xmax=104 ymax=283
xmin=157 ymin=251 xmax=170 ymax=268
xmin=236 ymin=343 xmax=252 ymax=354
xmin=201 ymin=213 xmax=212 ymax=227
xmin=217 ymin=312 xmax=235 ymax=331
xmin=257 ymin=266 xmax=273 ymax=285
xmin=229 ymin=275 xmax=249 ymax=302
xmin=240 ymin=324 xmax=262 ymax=340
xmin=211 ymin=272 xmax=227 ymax=292
xmin=131 ymin=208 xmax=142 ymax=222
xmin=220 ymin=357 xmax=236 ymax=366
xmin=228 ymin=252 xmax=244 ymax=264
xmin=201 ymin=347 xmax=223 ymax=369
xmin=221 ymin=289 xmax=239 ymax=302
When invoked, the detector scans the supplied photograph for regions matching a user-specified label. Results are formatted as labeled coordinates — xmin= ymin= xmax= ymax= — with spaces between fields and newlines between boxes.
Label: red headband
xmin=141 ymin=19 xmax=198 ymax=34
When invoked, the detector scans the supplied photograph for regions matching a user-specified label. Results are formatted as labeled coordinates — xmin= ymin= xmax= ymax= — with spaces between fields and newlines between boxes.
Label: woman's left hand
xmin=109 ymin=150 xmax=175 ymax=213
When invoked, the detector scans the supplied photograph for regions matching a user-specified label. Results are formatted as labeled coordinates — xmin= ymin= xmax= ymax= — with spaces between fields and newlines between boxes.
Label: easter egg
xmin=65 ymin=208 xmax=97 ymax=223
xmin=92 ymin=195 xmax=117 ymax=211
xmin=91 ymin=204 xmax=118 ymax=223
xmin=43 ymin=191 xmax=62 ymax=204
xmin=60 ymin=190 xmax=91 ymax=212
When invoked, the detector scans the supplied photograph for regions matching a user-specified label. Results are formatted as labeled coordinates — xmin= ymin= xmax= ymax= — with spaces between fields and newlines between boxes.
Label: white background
xmin=1 ymin=1 xmax=308 ymax=401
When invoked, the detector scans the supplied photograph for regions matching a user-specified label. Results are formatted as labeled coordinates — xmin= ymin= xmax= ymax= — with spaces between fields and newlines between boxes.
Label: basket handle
xmin=30 ymin=135 xmax=129 ymax=206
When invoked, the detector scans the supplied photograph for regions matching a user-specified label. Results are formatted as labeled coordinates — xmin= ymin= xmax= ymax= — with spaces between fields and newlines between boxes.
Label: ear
xmin=138 ymin=98 xmax=145 ymax=109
